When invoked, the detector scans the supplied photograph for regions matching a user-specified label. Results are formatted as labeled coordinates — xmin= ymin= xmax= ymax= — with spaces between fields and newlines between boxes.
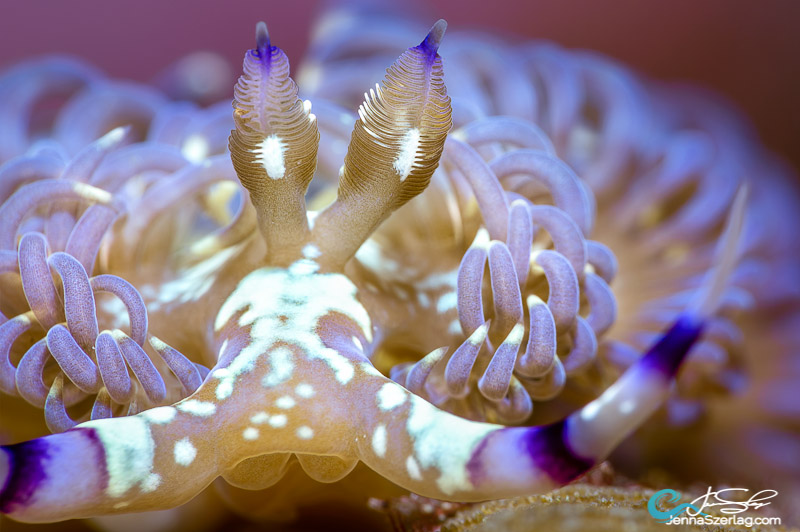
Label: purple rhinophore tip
xmin=0 ymin=439 xmax=48 ymax=513
xmin=638 ymin=314 xmax=704 ymax=378
xmin=524 ymin=420 xmax=594 ymax=484
xmin=418 ymin=19 xmax=447 ymax=57
xmin=255 ymin=21 xmax=271 ymax=64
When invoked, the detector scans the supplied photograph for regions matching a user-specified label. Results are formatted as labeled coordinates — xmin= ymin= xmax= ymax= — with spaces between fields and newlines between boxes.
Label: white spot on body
xmin=252 ymin=135 xmax=286 ymax=179
xmin=406 ymin=455 xmax=422 ymax=480
xmin=177 ymin=400 xmax=216 ymax=417
xmin=269 ymin=414 xmax=288 ymax=428
xmin=276 ymin=396 xmax=296 ymax=409
xmin=394 ymin=128 xmax=420 ymax=181
xmin=295 ymin=383 xmax=314 ymax=398
xmin=83 ymin=417 xmax=155 ymax=498
xmin=377 ymin=383 xmax=408 ymax=411
xmin=297 ymin=426 xmax=314 ymax=439
xmin=142 ymin=473 xmax=161 ymax=493
xmin=243 ymin=427 xmax=260 ymax=440
xmin=250 ymin=411 xmax=270 ymax=424
xmin=142 ymin=406 xmax=177 ymax=425
xmin=372 ymin=425 xmax=387 ymax=458
xmin=173 ymin=438 xmax=197 ymax=466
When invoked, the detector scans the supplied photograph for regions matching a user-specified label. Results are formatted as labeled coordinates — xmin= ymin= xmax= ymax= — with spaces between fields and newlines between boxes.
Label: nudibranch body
xmin=0 ymin=11 xmax=797 ymax=529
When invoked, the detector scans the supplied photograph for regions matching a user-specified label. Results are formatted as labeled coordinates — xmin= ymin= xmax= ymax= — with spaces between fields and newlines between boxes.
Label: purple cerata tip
xmin=418 ymin=19 xmax=447 ymax=57
xmin=524 ymin=420 xmax=594 ymax=484
xmin=639 ymin=314 xmax=704 ymax=378
xmin=255 ymin=21 xmax=271 ymax=61
xmin=0 ymin=440 xmax=48 ymax=514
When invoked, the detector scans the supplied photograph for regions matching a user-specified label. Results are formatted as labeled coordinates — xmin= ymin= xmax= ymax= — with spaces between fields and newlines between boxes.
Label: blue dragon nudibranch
xmin=0 ymin=11 xmax=799 ymax=529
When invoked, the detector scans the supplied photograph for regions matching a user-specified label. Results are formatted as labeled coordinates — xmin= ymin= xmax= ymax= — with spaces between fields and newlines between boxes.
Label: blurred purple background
xmin=1 ymin=0 xmax=798 ymax=172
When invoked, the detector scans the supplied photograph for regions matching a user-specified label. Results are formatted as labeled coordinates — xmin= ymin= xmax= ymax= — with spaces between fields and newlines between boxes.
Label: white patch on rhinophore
xmin=250 ymin=411 xmax=270 ymax=424
xmin=297 ymin=426 xmax=314 ymax=439
xmin=406 ymin=455 xmax=422 ymax=480
xmin=393 ymin=128 xmax=420 ymax=181
xmin=377 ymin=383 xmax=407 ymax=411
xmin=276 ymin=396 xmax=296 ymax=409
xmin=252 ymin=135 xmax=286 ymax=179
xmin=269 ymin=414 xmax=288 ymax=428
xmin=243 ymin=427 xmax=260 ymax=440
xmin=214 ymin=268 xmax=371 ymax=390
xmin=295 ymin=383 xmax=314 ymax=398
xmin=177 ymin=400 xmax=217 ymax=417
xmin=83 ymin=417 xmax=156 ymax=498
xmin=406 ymin=396 xmax=496 ymax=496
xmin=372 ymin=425 xmax=387 ymax=458
xmin=173 ymin=438 xmax=197 ymax=466
xmin=261 ymin=346 xmax=294 ymax=389
xmin=142 ymin=406 xmax=177 ymax=425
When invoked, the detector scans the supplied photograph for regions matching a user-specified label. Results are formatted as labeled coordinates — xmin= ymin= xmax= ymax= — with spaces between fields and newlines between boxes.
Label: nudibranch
xmin=0 ymin=13 xmax=797 ymax=529
xmin=0 ymin=18 xmax=757 ymax=524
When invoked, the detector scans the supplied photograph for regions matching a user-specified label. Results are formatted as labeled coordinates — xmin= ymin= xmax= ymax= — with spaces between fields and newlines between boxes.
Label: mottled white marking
xmin=182 ymin=134 xmax=209 ymax=163
xmin=360 ymin=362 xmax=383 ymax=377
xmin=394 ymin=128 xmax=420 ymax=181
xmin=302 ymin=244 xmax=321 ymax=259
xmin=250 ymin=411 xmax=270 ymax=424
xmin=295 ymin=383 xmax=314 ymax=398
xmin=377 ymin=382 xmax=407 ymax=411
xmin=142 ymin=406 xmax=177 ymax=425
xmin=214 ymin=268 xmax=370 ymax=388
xmin=406 ymin=455 xmax=422 ymax=480
xmin=243 ymin=427 xmax=260 ymax=440
xmin=355 ymin=239 xmax=402 ymax=276
xmin=142 ymin=473 xmax=161 ymax=493
xmin=145 ymin=246 xmax=239 ymax=313
xmin=261 ymin=346 xmax=294 ymax=389
xmin=297 ymin=426 xmax=314 ymax=439
xmin=173 ymin=438 xmax=196 ymax=466
xmin=269 ymin=414 xmax=288 ymax=428
xmin=372 ymin=425 xmax=387 ymax=458
xmin=288 ymin=258 xmax=320 ymax=276
xmin=98 ymin=294 xmax=130 ymax=331
xmin=252 ymin=135 xmax=286 ymax=179
xmin=276 ymin=396 xmax=296 ymax=409
xmin=177 ymin=400 xmax=216 ymax=417
xmin=113 ymin=501 xmax=130 ymax=509
xmin=83 ymin=417 xmax=155 ymax=498
xmin=437 ymin=292 xmax=458 ymax=314
xmin=406 ymin=396 xmax=496 ymax=495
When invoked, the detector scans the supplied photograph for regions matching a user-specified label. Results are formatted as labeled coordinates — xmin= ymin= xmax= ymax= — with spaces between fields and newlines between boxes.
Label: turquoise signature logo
xmin=647 ymin=489 xmax=709 ymax=523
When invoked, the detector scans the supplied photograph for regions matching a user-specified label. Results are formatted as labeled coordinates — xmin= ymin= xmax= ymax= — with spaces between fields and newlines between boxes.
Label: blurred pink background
xmin=1 ymin=0 xmax=798 ymax=172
